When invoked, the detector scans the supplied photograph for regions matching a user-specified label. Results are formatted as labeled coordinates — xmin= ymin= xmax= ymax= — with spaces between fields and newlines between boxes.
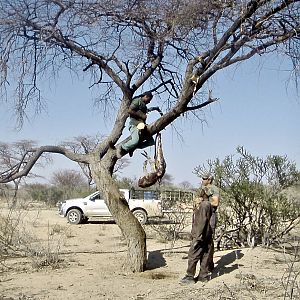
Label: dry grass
xmin=0 ymin=206 xmax=67 ymax=270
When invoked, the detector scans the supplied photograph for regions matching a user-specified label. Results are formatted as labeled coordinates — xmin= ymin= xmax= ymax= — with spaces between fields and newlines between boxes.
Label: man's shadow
xmin=146 ymin=250 xmax=166 ymax=270
xmin=212 ymin=249 xmax=244 ymax=278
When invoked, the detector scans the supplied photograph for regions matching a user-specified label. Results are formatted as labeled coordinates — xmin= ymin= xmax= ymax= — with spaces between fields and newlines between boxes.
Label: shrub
xmin=0 ymin=207 xmax=64 ymax=269
xmin=24 ymin=183 xmax=91 ymax=206
xmin=194 ymin=147 xmax=300 ymax=249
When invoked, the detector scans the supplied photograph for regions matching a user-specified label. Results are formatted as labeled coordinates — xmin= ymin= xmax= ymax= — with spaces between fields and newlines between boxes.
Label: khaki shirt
xmin=194 ymin=184 xmax=220 ymax=208
xmin=128 ymin=97 xmax=147 ymax=126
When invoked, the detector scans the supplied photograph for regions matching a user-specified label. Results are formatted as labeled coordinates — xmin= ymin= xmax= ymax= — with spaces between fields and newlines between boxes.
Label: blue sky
xmin=0 ymin=54 xmax=299 ymax=187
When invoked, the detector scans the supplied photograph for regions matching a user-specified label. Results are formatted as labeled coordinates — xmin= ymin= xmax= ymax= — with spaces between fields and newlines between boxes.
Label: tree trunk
xmin=90 ymin=159 xmax=147 ymax=272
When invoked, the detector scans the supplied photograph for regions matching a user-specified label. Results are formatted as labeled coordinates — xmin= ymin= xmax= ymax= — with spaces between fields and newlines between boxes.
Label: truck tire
xmin=67 ymin=208 xmax=83 ymax=225
xmin=133 ymin=209 xmax=147 ymax=225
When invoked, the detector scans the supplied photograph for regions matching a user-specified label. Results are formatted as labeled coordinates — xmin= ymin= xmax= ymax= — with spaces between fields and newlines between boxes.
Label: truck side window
xmin=144 ymin=191 xmax=155 ymax=200
xmin=90 ymin=193 xmax=101 ymax=201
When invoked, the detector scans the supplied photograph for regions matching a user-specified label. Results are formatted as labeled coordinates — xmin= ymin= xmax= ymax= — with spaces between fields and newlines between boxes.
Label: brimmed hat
xmin=201 ymin=172 xmax=212 ymax=179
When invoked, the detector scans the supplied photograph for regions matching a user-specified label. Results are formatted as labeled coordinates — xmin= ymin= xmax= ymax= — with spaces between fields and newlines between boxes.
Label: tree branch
xmin=132 ymin=42 xmax=165 ymax=91
xmin=185 ymin=90 xmax=219 ymax=111
xmin=0 ymin=145 xmax=90 ymax=183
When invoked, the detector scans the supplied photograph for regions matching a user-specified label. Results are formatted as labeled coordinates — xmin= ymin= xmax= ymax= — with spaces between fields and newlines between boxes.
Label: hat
xmin=201 ymin=172 xmax=212 ymax=180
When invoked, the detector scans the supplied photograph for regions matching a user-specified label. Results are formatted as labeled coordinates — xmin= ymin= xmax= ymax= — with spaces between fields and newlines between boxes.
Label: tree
xmin=178 ymin=181 xmax=194 ymax=190
xmin=158 ymin=173 xmax=175 ymax=187
xmin=50 ymin=168 xmax=91 ymax=202
xmin=0 ymin=140 xmax=50 ymax=204
xmin=60 ymin=135 xmax=105 ymax=187
xmin=51 ymin=169 xmax=86 ymax=188
xmin=0 ymin=0 xmax=299 ymax=272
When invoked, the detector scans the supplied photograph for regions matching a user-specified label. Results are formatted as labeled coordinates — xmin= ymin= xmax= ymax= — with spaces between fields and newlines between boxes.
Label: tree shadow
xmin=212 ymin=249 xmax=244 ymax=278
xmin=147 ymin=217 xmax=182 ymax=225
xmin=83 ymin=217 xmax=177 ymax=225
xmin=146 ymin=250 xmax=167 ymax=270
xmin=87 ymin=219 xmax=116 ymax=224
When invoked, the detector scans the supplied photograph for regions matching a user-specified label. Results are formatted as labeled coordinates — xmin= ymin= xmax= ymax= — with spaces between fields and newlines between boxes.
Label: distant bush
xmin=24 ymin=183 xmax=91 ymax=206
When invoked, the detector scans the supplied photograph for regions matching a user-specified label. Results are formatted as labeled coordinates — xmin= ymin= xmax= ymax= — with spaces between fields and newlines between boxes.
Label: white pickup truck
xmin=57 ymin=189 xmax=163 ymax=225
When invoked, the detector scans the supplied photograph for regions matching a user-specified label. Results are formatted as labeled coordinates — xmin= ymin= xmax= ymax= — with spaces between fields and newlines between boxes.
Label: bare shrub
xmin=281 ymin=241 xmax=300 ymax=300
xmin=148 ymin=210 xmax=191 ymax=249
xmin=0 ymin=207 xmax=29 ymax=259
xmin=0 ymin=208 xmax=65 ymax=270
xmin=28 ymin=223 xmax=64 ymax=270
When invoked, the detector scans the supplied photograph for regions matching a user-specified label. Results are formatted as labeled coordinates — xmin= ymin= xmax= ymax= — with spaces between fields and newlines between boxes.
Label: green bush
xmin=194 ymin=147 xmax=300 ymax=249
xmin=25 ymin=183 xmax=91 ymax=206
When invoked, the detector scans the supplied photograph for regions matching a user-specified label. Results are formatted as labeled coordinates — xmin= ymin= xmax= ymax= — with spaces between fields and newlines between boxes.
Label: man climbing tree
xmin=0 ymin=1 xmax=299 ymax=272
xmin=116 ymin=91 xmax=162 ymax=158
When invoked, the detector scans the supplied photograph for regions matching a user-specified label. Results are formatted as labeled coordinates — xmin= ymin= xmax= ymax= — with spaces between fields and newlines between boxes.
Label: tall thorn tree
xmin=0 ymin=0 xmax=299 ymax=272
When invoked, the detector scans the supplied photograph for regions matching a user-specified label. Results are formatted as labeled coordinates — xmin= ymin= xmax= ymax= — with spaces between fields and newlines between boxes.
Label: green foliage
xmin=25 ymin=183 xmax=91 ymax=206
xmin=194 ymin=147 xmax=300 ymax=248
xmin=25 ymin=183 xmax=63 ymax=206
xmin=115 ymin=176 xmax=136 ymax=189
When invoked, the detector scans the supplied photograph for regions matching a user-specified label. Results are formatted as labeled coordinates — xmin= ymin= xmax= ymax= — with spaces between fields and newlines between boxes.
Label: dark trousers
xmin=186 ymin=238 xmax=213 ymax=278
xmin=207 ymin=211 xmax=217 ymax=270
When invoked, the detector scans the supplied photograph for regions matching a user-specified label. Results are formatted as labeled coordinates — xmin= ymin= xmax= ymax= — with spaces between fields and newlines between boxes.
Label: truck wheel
xmin=67 ymin=209 xmax=83 ymax=225
xmin=133 ymin=209 xmax=147 ymax=225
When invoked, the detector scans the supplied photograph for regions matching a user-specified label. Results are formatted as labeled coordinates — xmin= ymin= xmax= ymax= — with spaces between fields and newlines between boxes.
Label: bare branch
xmin=0 ymin=145 xmax=90 ymax=183
xmin=185 ymin=90 xmax=219 ymax=112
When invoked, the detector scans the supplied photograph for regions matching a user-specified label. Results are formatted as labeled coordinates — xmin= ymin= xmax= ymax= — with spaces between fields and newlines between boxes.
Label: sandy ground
xmin=0 ymin=206 xmax=299 ymax=300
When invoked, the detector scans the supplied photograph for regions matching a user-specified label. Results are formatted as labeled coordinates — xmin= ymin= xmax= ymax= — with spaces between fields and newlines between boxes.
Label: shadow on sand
xmin=212 ymin=249 xmax=244 ymax=278
xmin=146 ymin=250 xmax=167 ymax=270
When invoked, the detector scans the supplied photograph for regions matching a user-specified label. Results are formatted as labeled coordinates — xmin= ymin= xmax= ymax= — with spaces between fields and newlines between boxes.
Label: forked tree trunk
xmin=90 ymin=159 xmax=147 ymax=272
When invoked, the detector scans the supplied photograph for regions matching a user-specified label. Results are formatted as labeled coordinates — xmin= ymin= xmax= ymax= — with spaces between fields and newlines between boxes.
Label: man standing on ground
xmin=180 ymin=186 xmax=213 ymax=284
xmin=199 ymin=173 xmax=220 ymax=272
xmin=117 ymin=91 xmax=162 ymax=158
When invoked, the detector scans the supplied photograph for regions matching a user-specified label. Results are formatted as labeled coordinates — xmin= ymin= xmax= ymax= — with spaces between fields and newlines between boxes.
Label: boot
xmin=180 ymin=275 xmax=195 ymax=284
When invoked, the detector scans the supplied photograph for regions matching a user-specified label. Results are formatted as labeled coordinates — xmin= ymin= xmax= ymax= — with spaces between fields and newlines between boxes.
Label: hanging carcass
xmin=138 ymin=133 xmax=166 ymax=188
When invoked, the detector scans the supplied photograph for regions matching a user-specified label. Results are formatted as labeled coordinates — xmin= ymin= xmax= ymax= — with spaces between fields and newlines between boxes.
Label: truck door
xmin=85 ymin=192 xmax=111 ymax=217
